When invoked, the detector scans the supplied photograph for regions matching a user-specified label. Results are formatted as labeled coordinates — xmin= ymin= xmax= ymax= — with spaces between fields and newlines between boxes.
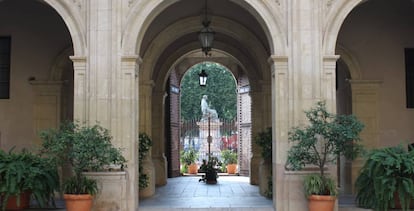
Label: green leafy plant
xmin=286 ymin=101 xmax=364 ymax=196
xmin=0 ymin=148 xmax=59 ymax=210
xmin=180 ymin=148 xmax=198 ymax=166
xmin=139 ymin=133 xmax=152 ymax=189
xmin=40 ymin=121 xmax=126 ymax=195
xmin=221 ymin=149 xmax=237 ymax=165
xmin=199 ymin=157 xmax=221 ymax=183
xmin=355 ymin=145 xmax=414 ymax=211
xmin=62 ymin=176 xmax=97 ymax=195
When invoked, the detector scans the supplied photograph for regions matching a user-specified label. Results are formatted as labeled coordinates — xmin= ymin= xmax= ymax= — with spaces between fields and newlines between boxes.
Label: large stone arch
xmin=121 ymin=0 xmax=287 ymax=56
xmin=323 ymin=0 xmax=367 ymax=55
xmin=43 ymin=0 xmax=86 ymax=56
xmin=142 ymin=16 xmax=266 ymax=89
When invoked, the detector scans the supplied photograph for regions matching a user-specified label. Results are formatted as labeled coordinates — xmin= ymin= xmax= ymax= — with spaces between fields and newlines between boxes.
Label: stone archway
xmin=121 ymin=1 xmax=289 ymax=209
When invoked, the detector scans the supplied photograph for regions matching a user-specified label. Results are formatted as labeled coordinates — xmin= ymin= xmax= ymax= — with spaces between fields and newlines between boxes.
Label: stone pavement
xmin=139 ymin=175 xmax=274 ymax=211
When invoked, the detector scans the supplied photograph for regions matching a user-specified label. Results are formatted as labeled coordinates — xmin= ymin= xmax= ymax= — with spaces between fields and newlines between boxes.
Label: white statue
xmin=201 ymin=95 xmax=218 ymax=119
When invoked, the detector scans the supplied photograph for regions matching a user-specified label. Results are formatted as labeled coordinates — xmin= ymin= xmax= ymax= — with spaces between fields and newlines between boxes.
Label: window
xmin=0 ymin=37 xmax=11 ymax=99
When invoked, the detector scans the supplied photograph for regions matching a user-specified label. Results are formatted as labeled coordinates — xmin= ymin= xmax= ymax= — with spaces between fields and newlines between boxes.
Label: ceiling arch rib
xmin=141 ymin=16 xmax=269 ymax=83
xmin=122 ymin=0 xmax=286 ymax=57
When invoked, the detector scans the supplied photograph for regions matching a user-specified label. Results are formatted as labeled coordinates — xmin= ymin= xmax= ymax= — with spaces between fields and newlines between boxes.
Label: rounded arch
xmin=43 ymin=0 xmax=86 ymax=56
xmin=336 ymin=44 xmax=362 ymax=80
xmin=323 ymin=0 xmax=368 ymax=55
xmin=49 ymin=47 xmax=74 ymax=81
xmin=141 ymin=16 xmax=267 ymax=85
xmin=121 ymin=0 xmax=287 ymax=56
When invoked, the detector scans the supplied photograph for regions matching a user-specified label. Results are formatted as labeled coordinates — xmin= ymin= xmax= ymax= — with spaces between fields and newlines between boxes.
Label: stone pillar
xmin=349 ymin=80 xmax=382 ymax=192
xmin=323 ymin=55 xmax=341 ymax=111
xmin=250 ymin=90 xmax=264 ymax=185
xmin=69 ymin=56 xmax=87 ymax=123
xmin=152 ymin=91 xmax=168 ymax=185
xmin=120 ymin=55 xmax=140 ymax=210
xmin=139 ymin=79 xmax=155 ymax=197
xmin=268 ymin=55 xmax=290 ymax=209
xmin=250 ymin=79 xmax=271 ymax=185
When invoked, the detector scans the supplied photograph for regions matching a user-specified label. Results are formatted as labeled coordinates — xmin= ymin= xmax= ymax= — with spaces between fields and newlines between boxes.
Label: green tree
xmin=180 ymin=62 xmax=237 ymax=121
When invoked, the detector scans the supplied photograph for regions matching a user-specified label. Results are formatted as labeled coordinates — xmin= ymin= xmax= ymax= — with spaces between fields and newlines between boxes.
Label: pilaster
xmin=138 ymin=78 xmax=156 ymax=197
xmin=323 ymin=55 xmax=340 ymax=112
xmin=70 ymin=56 xmax=87 ymax=123
xmin=349 ymin=79 xmax=382 ymax=192
xmin=269 ymin=55 xmax=291 ymax=210
xmin=120 ymin=55 xmax=140 ymax=210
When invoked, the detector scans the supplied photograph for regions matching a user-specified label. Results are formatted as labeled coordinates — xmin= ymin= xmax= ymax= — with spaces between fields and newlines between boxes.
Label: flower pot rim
xmin=308 ymin=194 xmax=336 ymax=201
xmin=63 ymin=194 xmax=94 ymax=200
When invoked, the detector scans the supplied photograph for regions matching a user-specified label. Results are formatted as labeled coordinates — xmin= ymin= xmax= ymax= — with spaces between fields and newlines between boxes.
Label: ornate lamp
xmin=198 ymin=0 xmax=214 ymax=56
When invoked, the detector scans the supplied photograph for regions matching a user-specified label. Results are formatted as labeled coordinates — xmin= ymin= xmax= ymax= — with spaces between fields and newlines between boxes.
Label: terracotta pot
xmin=64 ymin=194 xmax=93 ymax=211
xmin=4 ymin=191 xmax=31 ymax=210
xmin=188 ymin=163 xmax=198 ymax=174
xmin=308 ymin=195 xmax=336 ymax=211
xmin=226 ymin=164 xmax=237 ymax=174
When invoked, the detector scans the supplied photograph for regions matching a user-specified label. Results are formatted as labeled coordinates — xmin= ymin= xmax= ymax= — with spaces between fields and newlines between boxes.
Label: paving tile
xmin=139 ymin=175 xmax=273 ymax=209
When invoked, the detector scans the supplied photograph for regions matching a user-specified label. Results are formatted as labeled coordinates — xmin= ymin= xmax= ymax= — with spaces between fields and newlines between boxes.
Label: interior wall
xmin=337 ymin=0 xmax=414 ymax=146
xmin=0 ymin=0 xmax=72 ymax=150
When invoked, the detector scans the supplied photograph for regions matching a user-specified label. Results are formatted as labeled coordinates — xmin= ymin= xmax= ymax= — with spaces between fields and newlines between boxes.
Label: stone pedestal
xmin=197 ymin=119 xmax=222 ymax=161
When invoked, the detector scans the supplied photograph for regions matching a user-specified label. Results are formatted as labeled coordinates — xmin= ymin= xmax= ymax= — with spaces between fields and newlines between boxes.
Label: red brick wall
xmin=168 ymin=68 xmax=181 ymax=177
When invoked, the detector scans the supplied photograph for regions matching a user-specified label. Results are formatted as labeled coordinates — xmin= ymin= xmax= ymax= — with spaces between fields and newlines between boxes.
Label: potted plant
xmin=0 ymin=148 xmax=59 ymax=210
xmin=221 ymin=149 xmax=237 ymax=174
xmin=355 ymin=145 xmax=414 ymax=211
xmin=199 ymin=157 xmax=221 ymax=184
xmin=255 ymin=127 xmax=273 ymax=198
xmin=40 ymin=121 xmax=126 ymax=211
xmin=285 ymin=101 xmax=364 ymax=211
xmin=180 ymin=148 xmax=198 ymax=174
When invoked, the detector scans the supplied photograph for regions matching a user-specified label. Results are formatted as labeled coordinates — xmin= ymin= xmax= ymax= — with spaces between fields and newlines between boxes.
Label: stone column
xmin=250 ymin=80 xmax=271 ymax=185
xmin=323 ymin=55 xmax=341 ymax=111
xmin=152 ymin=91 xmax=168 ymax=186
xmin=120 ymin=55 xmax=140 ymax=210
xmin=268 ymin=55 xmax=290 ymax=210
xmin=69 ymin=56 xmax=87 ymax=123
xmin=349 ymin=80 xmax=382 ymax=192
xmin=139 ymin=79 xmax=155 ymax=197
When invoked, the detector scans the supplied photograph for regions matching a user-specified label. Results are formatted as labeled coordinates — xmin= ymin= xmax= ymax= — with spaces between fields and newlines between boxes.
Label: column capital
xmin=69 ymin=55 xmax=87 ymax=63
xmin=267 ymin=55 xmax=288 ymax=64
xmin=121 ymin=55 xmax=142 ymax=64
xmin=323 ymin=54 xmax=340 ymax=62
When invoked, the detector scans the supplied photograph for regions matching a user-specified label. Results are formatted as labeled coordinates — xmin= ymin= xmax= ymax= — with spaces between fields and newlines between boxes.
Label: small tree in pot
xmin=221 ymin=149 xmax=237 ymax=174
xmin=285 ymin=101 xmax=364 ymax=211
xmin=40 ymin=121 xmax=126 ymax=211
xmin=180 ymin=148 xmax=198 ymax=174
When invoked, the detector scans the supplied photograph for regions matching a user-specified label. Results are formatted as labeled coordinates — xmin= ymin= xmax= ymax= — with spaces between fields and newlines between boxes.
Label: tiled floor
xmin=139 ymin=175 xmax=274 ymax=210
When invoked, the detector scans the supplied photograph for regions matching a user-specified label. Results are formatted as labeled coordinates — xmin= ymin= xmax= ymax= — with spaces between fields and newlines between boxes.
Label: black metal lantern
xmin=198 ymin=0 xmax=214 ymax=56
xmin=199 ymin=69 xmax=208 ymax=86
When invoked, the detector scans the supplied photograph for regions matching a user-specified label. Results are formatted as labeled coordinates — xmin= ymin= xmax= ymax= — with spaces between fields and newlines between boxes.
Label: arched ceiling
xmin=140 ymin=0 xmax=272 ymax=90
xmin=140 ymin=0 xmax=270 ymax=56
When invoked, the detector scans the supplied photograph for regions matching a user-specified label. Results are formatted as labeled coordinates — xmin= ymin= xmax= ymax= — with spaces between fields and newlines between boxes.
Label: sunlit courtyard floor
xmin=139 ymin=175 xmax=274 ymax=211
